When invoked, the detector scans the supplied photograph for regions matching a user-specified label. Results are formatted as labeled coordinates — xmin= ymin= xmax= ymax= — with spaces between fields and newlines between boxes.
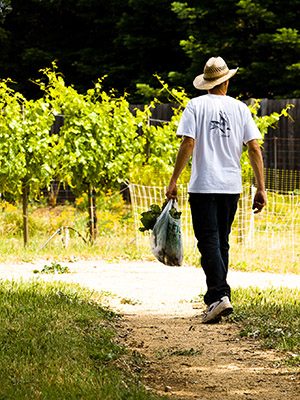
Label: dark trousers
xmin=189 ymin=193 xmax=240 ymax=306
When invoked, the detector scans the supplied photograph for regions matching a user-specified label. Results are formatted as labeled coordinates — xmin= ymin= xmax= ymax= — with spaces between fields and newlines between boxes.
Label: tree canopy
xmin=0 ymin=0 xmax=299 ymax=100
xmin=171 ymin=0 xmax=300 ymax=98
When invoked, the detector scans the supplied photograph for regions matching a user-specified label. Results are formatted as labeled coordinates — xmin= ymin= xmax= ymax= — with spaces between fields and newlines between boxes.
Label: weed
xmin=170 ymin=347 xmax=202 ymax=356
xmin=34 ymin=261 xmax=71 ymax=274
xmin=120 ymin=297 xmax=141 ymax=305
xmin=156 ymin=347 xmax=202 ymax=360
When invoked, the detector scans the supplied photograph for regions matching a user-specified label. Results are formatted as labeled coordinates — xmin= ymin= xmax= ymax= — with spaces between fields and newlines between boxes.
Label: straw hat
xmin=193 ymin=57 xmax=238 ymax=90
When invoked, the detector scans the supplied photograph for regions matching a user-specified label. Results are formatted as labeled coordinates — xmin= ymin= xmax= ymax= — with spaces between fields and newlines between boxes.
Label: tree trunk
xmin=22 ymin=179 xmax=30 ymax=246
xmin=88 ymin=184 xmax=97 ymax=242
xmin=49 ymin=181 xmax=61 ymax=207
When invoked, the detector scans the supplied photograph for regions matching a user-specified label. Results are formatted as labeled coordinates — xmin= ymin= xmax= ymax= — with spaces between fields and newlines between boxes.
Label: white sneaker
xmin=202 ymin=296 xmax=233 ymax=324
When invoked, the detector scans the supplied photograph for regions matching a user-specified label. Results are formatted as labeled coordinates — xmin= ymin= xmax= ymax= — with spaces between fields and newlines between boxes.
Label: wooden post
xmin=88 ymin=184 xmax=97 ymax=242
xmin=22 ymin=179 xmax=29 ymax=246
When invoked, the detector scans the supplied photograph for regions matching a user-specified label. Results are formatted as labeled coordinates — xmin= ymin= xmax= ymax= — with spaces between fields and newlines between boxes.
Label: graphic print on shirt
xmin=209 ymin=111 xmax=231 ymax=137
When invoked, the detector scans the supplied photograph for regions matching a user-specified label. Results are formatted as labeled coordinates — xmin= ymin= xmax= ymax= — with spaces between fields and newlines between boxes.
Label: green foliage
xmin=240 ymin=100 xmax=294 ymax=180
xmin=130 ymin=76 xmax=190 ymax=185
xmin=0 ymin=78 xmax=57 ymax=244
xmin=248 ymin=99 xmax=294 ymax=139
xmin=0 ymin=0 xmax=187 ymax=102
xmin=0 ymin=65 xmax=292 ymax=244
xmin=0 ymin=80 xmax=56 ymax=196
xmin=0 ymin=0 xmax=11 ymax=23
xmin=237 ymin=0 xmax=275 ymax=25
xmin=37 ymin=64 xmax=145 ymax=192
xmin=170 ymin=0 xmax=300 ymax=98
xmin=135 ymin=83 xmax=163 ymax=102
xmin=0 ymin=0 xmax=299 ymax=100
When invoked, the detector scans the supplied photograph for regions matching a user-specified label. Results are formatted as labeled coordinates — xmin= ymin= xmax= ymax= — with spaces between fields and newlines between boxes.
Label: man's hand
xmin=252 ymin=189 xmax=267 ymax=213
xmin=166 ymin=181 xmax=177 ymax=200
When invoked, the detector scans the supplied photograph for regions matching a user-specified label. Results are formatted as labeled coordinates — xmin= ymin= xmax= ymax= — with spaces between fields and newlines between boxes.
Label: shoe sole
xmin=202 ymin=305 xmax=233 ymax=324
xmin=219 ymin=306 xmax=233 ymax=317
xmin=204 ymin=316 xmax=222 ymax=324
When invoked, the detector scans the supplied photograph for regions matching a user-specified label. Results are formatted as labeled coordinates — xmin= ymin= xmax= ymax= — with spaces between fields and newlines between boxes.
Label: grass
xmin=230 ymin=287 xmax=300 ymax=366
xmin=0 ymin=231 xmax=297 ymax=276
xmin=0 ymin=198 xmax=145 ymax=263
xmin=0 ymin=280 xmax=165 ymax=400
xmin=0 ymin=281 xmax=299 ymax=399
xmin=0 ymin=192 xmax=298 ymax=397
xmin=0 ymin=191 xmax=298 ymax=275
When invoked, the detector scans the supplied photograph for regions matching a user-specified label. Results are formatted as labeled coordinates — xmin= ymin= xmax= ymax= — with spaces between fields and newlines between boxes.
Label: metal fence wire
xmin=129 ymin=177 xmax=300 ymax=271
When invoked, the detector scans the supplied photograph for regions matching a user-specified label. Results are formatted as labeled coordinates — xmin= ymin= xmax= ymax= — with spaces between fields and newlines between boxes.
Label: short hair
xmin=211 ymin=80 xmax=228 ymax=90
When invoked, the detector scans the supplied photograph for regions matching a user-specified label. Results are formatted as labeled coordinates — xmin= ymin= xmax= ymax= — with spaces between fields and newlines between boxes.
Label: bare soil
xmin=120 ymin=314 xmax=300 ymax=400
xmin=1 ymin=260 xmax=299 ymax=399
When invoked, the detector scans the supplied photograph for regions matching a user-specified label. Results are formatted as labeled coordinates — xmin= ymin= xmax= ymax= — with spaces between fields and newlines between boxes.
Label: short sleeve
xmin=243 ymin=107 xmax=262 ymax=144
xmin=176 ymin=101 xmax=197 ymax=139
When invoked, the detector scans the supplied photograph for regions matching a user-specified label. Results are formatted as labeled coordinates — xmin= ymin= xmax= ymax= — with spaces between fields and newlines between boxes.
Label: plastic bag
xmin=150 ymin=199 xmax=183 ymax=266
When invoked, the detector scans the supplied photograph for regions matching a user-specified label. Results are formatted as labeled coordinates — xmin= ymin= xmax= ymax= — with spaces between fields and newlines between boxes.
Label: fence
xmin=129 ymin=178 xmax=300 ymax=272
xmin=263 ymin=138 xmax=300 ymax=191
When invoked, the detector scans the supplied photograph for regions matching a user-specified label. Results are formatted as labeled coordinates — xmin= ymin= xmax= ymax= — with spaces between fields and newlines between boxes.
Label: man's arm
xmin=166 ymin=136 xmax=195 ymax=199
xmin=247 ymin=139 xmax=267 ymax=213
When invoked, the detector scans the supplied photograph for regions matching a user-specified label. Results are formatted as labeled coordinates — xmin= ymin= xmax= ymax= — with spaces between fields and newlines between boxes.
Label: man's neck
xmin=208 ymin=81 xmax=228 ymax=96
xmin=208 ymin=88 xmax=227 ymax=96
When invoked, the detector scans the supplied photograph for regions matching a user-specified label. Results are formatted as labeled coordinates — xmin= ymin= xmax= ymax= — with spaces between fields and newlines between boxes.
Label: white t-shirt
xmin=177 ymin=94 xmax=262 ymax=193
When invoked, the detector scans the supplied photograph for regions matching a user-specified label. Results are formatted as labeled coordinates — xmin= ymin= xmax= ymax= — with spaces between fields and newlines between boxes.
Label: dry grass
xmin=0 ymin=192 xmax=298 ymax=275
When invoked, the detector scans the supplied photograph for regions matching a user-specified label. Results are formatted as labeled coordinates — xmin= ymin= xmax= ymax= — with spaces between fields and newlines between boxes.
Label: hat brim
xmin=193 ymin=68 xmax=239 ymax=90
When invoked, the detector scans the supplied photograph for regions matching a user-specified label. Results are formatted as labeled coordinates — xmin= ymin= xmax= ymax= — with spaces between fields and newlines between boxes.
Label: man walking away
xmin=166 ymin=56 xmax=267 ymax=324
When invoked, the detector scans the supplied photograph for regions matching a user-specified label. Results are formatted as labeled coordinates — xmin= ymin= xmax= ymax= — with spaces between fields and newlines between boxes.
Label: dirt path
xmin=1 ymin=260 xmax=299 ymax=399
xmin=1 ymin=260 xmax=299 ymax=316
xmin=121 ymin=315 xmax=299 ymax=400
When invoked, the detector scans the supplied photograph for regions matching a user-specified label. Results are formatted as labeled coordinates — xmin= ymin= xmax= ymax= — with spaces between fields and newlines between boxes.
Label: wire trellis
xmin=129 ymin=179 xmax=300 ymax=270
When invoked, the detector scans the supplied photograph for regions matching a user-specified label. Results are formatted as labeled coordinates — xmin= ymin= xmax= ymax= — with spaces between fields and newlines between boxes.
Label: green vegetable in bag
xmin=139 ymin=204 xmax=162 ymax=232
xmin=150 ymin=200 xmax=183 ymax=266
xmin=139 ymin=201 xmax=181 ymax=232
